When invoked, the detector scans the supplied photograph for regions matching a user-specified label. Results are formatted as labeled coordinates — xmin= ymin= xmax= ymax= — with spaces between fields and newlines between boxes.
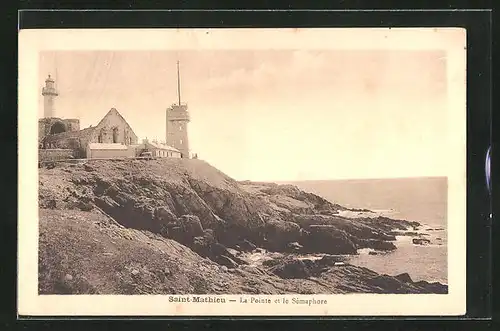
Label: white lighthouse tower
xmin=42 ymin=74 xmax=58 ymax=118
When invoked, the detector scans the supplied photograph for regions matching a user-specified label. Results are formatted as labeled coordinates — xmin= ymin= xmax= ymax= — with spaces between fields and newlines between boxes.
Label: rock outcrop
xmin=39 ymin=159 xmax=417 ymax=258
xmin=38 ymin=159 xmax=447 ymax=294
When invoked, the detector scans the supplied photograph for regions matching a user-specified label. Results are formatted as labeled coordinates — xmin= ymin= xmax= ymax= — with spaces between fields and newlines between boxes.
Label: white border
xmin=18 ymin=28 xmax=466 ymax=316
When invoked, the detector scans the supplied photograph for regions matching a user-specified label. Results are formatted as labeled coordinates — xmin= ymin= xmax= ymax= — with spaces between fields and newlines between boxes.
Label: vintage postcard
xmin=18 ymin=28 xmax=466 ymax=316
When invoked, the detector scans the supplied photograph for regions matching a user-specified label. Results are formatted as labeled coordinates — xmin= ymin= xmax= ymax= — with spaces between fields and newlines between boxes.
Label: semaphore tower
xmin=166 ymin=61 xmax=190 ymax=158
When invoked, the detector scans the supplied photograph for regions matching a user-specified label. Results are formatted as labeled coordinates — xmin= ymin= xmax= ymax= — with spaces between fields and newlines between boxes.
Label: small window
xmin=179 ymin=125 xmax=182 ymax=131
xmin=112 ymin=127 xmax=119 ymax=143
xmin=180 ymin=139 xmax=183 ymax=145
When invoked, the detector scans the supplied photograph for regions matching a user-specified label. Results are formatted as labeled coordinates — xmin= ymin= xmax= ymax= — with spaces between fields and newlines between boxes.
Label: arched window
xmin=112 ymin=127 xmax=119 ymax=143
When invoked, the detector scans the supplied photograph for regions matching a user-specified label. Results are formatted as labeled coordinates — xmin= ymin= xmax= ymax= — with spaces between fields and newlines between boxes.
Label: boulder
xmin=268 ymin=258 xmax=311 ymax=279
xmin=215 ymin=255 xmax=239 ymax=269
xmin=202 ymin=229 xmax=216 ymax=244
xmin=154 ymin=206 xmax=177 ymax=224
xmin=192 ymin=236 xmax=247 ymax=268
xmin=178 ymin=215 xmax=204 ymax=239
xmin=238 ymin=239 xmax=257 ymax=252
xmin=317 ymin=254 xmax=346 ymax=266
xmin=412 ymin=238 xmax=431 ymax=245
xmin=263 ymin=219 xmax=302 ymax=252
xmin=301 ymin=225 xmax=357 ymax=255
xmin=192 ymin=235 xmax=212 ymax=256
xmin=357 ymin=239 xmax=397 ymax=251
xmin=166 ymin=216 xmax=204 ymax=246
xmin=212 ymin=243 xmax=247 ymax=265
xmin=210 ymin=242 xmax=233 ymax=257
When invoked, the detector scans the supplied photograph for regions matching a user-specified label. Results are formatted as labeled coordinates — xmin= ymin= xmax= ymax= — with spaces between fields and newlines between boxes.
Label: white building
xmin=136 ymin=140 xmax=182 ymax=158
xmin=86 ymin=143 xmax=136 ymax=159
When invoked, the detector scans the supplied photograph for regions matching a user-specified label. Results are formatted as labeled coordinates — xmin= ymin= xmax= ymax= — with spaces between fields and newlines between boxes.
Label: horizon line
xmin=239 ymin=175 xmax=448 ymax=183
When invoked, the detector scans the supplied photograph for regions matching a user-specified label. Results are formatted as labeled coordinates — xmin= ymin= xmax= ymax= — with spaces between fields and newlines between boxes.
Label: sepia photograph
xmin=18 ymin=28 xmax=467 ymax=316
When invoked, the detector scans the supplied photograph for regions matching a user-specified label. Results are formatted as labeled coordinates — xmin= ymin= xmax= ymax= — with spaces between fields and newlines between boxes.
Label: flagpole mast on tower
xmin=177 ymin=60 xmax=181 ymax=106
xmin=54 ymin=52 xmax=58 ymax=90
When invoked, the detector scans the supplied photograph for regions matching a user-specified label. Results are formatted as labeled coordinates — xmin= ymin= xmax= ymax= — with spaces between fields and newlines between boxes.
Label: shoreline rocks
xmin=356 ymin=238 xmax=397 ymax=251
xmin=302 ymin=225 xmax=357 ymax=255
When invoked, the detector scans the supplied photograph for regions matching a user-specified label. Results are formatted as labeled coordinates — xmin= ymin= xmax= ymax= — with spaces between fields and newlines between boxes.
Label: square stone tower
xmin=165 ymin=61 xmax=190 ymax=158
xmin=166 ymin=103 xmax=190 ymax=158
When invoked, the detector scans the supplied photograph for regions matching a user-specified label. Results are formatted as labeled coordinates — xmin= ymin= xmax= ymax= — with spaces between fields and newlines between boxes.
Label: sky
xmin=38 ymin=48 xmax=450 ymax=182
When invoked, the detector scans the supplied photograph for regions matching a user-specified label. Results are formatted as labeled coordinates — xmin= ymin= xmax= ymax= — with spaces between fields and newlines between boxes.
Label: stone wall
xmin=64 ymin=119 xmax=81 ymax=132
xmin=86 ymin=147 xmax=135 ymax=159
xmin=39 ymin=149 xmax=74 ymax=162
xmin=38 ymin=118 xmax=80 ymax=144
xmin=42 ymin=127 xmax=95 ymax=152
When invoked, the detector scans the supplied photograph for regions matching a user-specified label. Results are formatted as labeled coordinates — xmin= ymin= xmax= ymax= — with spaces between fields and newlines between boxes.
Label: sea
xmin=284 ymin=177 xmax=448 ymax=284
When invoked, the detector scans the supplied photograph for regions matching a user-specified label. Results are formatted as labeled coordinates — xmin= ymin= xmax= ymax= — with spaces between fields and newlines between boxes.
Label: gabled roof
xmin=87 ymin=143 xmax=129 ymax=150
xmin=144 ymin=141 xmax=180 ymax=153
xmin=94 ymin=108 xmax=135 ymax=135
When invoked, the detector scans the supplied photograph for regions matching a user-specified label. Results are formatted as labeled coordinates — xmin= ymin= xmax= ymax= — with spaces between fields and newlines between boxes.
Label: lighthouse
xmin=42 ymin=74 xmax=58 ymax=118
xmin=166 ymin=61 xmax=190 ymax=158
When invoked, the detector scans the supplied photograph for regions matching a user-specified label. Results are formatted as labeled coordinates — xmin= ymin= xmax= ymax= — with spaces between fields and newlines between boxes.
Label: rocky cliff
xmin=38 ymin=158 xmax=446 ymax=294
